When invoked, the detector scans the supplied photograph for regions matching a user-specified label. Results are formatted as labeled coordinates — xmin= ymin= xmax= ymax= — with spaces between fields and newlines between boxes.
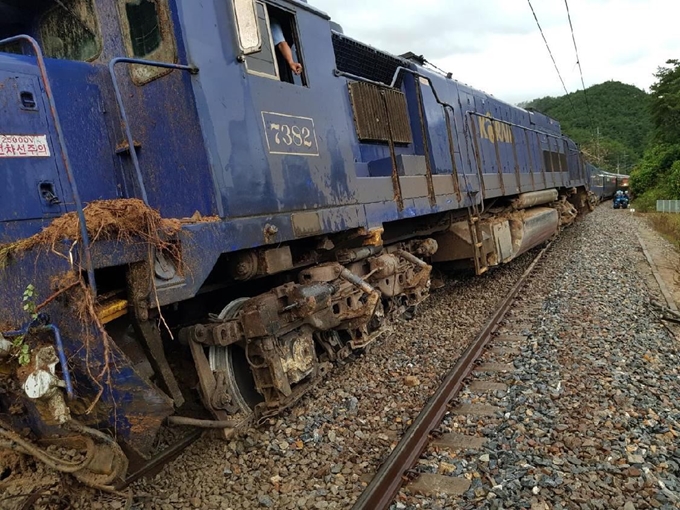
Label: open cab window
xmin=239 ymin=1 xmax=306 ymax=86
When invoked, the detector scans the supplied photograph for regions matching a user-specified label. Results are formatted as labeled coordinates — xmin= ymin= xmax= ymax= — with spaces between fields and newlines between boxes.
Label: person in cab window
xmin=270 ymin=16 xmax=302 ymax=76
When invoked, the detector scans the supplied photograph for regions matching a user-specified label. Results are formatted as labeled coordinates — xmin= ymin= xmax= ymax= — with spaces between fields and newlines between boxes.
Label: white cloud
xmin=312 ymin=0 xmax=680 ymax=104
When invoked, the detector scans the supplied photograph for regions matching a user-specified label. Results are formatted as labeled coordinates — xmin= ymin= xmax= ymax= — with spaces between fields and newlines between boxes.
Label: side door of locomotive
xmin=0 ymin=68 xmax=67 ymax=223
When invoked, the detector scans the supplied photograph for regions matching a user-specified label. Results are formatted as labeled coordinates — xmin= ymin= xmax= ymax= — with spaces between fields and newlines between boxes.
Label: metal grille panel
xmin=348 ymin=82 xmax=413 ymax=144
xmin=332 ymin=33 xmax=404 ymax=86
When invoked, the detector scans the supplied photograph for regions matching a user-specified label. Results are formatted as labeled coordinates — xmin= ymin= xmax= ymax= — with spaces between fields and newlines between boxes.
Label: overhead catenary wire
xmin=526 ymin=0 xmax=576 ymax=114
xmin=563 ymin=0 xmax=593 ymax=127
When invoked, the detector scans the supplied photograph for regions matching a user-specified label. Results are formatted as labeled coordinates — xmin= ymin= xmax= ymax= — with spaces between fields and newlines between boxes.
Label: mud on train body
xmin=0 ymin=0 xmax=597 ymax=486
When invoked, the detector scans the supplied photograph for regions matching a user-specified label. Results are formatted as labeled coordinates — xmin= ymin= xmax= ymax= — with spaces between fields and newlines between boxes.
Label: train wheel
xmin=208 ymin=298 xmax=264 ymax=415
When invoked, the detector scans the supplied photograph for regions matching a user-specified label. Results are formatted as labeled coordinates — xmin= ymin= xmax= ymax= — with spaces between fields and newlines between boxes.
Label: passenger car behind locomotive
xmin=587 ymin=164 xmax=630 ymax=201
xmin=0 ymin=0 xmax=598 ymax=486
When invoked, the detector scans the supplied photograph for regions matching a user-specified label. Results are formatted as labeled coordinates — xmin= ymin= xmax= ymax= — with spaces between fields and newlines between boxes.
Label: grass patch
xmin=642 ymin=212 xmax=680 ymax=245
xmin=632 ymin=186 xmax=674 ymax=212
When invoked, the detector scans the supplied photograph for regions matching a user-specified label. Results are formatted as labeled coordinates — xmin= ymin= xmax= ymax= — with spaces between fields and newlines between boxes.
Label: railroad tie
xmin=451 ymin=403 xmax=503 ymax=416
xmin=468 ymin=381 xmax=508 ymax=393
xmin=406 ymin=473 xmax=472 ymax=498
xmin=474 ymin=362 xmax=515 ymax=373
xmin=431 ymin=432 xmax=486 ymax=451
xmin=493 ymin=334 xmax=528 ymax=344
xmin=490 ymin=346 xmax=521 ymax=356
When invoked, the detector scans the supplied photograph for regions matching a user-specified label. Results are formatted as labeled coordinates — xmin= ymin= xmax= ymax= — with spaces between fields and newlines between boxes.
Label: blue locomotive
xmin=0 ymin=0 xmax=601 ymax=486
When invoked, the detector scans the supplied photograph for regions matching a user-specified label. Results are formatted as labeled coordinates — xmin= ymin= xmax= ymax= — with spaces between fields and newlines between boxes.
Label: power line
xmin=563 ymin=0 xmax=593 ymax=125
xmin=526 ymin=0 xmax=575 ymax=112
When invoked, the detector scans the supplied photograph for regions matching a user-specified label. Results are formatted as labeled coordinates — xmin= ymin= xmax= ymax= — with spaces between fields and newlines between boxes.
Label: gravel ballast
xmin=3 ymin=204 xmax=678 ymax=510
xmin=400 ymin=205 xmax=680 ymax=509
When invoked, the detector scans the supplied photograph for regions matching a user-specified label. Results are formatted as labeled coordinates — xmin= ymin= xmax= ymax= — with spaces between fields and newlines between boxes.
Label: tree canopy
xmin=525 ymin=81 xmax=652 ymax=173
xmin=650 ymin=59 xmax=680 ymax=145
xmin=628 ymin=60 xmax=680 ymax=209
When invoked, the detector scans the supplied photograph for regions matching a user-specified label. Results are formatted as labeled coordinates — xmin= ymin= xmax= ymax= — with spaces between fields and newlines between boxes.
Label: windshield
xmin=40 ymin=0 xmax=100 ymax=61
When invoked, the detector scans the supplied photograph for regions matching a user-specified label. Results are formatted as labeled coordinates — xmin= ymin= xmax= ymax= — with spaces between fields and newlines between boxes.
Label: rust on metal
xmin=348 ymin=82 xmax=412 ymax=144
xmin=352 ymin=242 xmax=551 ymax=510
xmin=444 ymin=107 xmax=462 ymax=202
xmin=535 ymin=132 xmax=548 ymax=189
xmin=380 ymin=90 xmax=404 ymax=210
xmin=511 ymin=126 xmax=522 ymax=193
xmin=524 ymin=130 xmax=537 ymax=191
xmin=488 ymin=119 xmax=506 ymax=195
xmin=116 ymin=430 xmax=203 ymax=490
xmin=467 ymin=114 xmax=486 ymax=200
xmin=413 ymin=79 xmax=436 ymax=206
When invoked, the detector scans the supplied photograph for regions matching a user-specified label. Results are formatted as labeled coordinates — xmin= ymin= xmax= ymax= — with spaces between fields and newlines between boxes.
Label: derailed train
xmin=587 ymin=164 xmax=630 ymax=201
xmin=0 ymin=0 xmax=615 ymax=486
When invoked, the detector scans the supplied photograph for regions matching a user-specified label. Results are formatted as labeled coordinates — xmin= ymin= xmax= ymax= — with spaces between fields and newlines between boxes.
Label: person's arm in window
xmin=271 ymin=18 xmax=302 ymax=75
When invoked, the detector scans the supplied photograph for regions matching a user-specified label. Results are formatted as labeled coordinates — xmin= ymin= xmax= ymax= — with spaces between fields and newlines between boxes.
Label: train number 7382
xmin=261 ymin=112 xmax=319 ymax=156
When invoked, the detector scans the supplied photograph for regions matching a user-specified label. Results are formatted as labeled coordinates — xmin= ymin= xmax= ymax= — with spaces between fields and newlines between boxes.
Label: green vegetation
xmin=629 ymin=60 xmax=680 ymax=210
xmin=525 ymin=60 xmax=680 ymax=212
xmin=525 ymin=81 xmax=652 ymax=172
xmin=9 ymin=284 xmax=37 ymax=366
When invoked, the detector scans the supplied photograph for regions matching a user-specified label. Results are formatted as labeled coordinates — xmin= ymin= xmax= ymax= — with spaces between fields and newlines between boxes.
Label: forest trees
xmin=526 ymin=81 xmax=652 ymax=173
xmin=630 ymin=59 xmax=680 ymax=209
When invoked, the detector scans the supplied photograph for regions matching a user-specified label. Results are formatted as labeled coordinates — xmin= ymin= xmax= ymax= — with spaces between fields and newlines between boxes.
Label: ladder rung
xmin=475 ymin=243 xmax=483 ymax=248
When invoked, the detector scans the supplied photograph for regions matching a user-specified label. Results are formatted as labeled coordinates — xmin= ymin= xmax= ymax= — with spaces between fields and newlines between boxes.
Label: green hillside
xmin=628 ymin=60 xmax=680 ymax=210
xmin=525 ymin=81 xmax=653 ymax=173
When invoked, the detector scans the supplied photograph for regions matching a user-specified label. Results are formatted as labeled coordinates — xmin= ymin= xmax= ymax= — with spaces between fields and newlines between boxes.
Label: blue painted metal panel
xmin=177 ymin=0 xmax=359 ymax=219
xmin=0 ymin=246 xmax=173 ymax=454
xmin=46 ymin=60 xmax=121 ymax=204
xmin=0 ymin=62 xmax=67 ymax=223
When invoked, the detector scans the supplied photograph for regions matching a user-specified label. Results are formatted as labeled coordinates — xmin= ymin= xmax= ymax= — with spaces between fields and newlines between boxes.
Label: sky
xmin=311 ymin=0 xmax=680 ymax=105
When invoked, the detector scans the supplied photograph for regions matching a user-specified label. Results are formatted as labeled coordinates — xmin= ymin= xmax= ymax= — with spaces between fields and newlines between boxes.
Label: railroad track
xmin=353 ymin=242 xmax=553 ymax=510
xmin=115 ymin=429 xmax=204 ymax=491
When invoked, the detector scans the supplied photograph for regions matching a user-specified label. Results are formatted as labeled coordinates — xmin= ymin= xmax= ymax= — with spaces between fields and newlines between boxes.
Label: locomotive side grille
xmin=348 ymin=82 xmax=413 ymax=144
xmin=543 ymin=150 xmax=568 ymax=172
xmin=332 ymin=33 xmax=404 ymax=87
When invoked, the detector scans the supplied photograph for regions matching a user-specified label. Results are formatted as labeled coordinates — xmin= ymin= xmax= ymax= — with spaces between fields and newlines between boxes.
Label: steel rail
xmin=352 ymin=242 xmax=552 ymax=510
xmin=115 ymin=429 xmax=204 ymax=490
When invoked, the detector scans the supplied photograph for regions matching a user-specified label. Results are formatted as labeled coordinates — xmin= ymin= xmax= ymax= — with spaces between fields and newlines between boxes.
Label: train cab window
xmin=246 ymin=2 xmax=306 ymax=86
xmin=39 ymin=0 xmax=101 ymax=61
xmin=117 ymin=0 xmax=177 ymax=84
xmin=125 ymin=0 xmax=162 ymax=57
